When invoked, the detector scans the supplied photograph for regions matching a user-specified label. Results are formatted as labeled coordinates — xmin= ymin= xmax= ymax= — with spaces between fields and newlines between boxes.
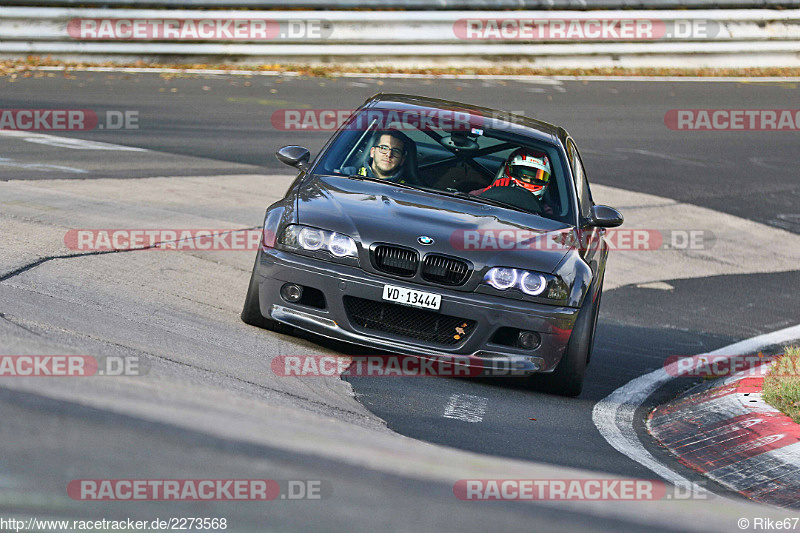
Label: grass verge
xmin=763 ymin=345 xmax=800 ymax=424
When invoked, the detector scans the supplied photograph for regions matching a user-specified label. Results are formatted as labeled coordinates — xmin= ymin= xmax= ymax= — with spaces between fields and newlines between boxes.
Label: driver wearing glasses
xmin=346 ymin=130 xmax=413 ymax=184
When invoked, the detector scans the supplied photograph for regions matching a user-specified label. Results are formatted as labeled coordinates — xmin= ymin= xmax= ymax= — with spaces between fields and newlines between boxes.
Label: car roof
xmin=361 ymin=93 xmax=569 ymax=147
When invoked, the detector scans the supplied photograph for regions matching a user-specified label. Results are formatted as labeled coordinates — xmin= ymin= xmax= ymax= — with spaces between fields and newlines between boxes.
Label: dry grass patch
xmin=764 ymin=345 xmax=800 ymax=423
xmin=5 ymin=57 xmax=800 ymax=78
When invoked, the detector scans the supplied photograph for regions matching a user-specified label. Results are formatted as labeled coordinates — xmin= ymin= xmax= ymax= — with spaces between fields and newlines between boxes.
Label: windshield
xmin=312 ymin=105 xmax=575 ymax=225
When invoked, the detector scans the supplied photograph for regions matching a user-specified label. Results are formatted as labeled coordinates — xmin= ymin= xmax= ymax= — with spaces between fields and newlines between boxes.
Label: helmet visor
xmin=510 ymin=165 xmax=550 ymax=185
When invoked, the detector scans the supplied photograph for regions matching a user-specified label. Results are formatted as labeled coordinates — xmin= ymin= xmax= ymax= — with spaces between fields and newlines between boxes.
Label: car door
xmin=566 ymin=139 xmax=606 ymax=289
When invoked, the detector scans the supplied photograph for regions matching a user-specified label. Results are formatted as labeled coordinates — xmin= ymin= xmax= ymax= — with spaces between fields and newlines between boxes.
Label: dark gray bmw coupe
xmin=242 ymin=93 xmax=622 ymax=396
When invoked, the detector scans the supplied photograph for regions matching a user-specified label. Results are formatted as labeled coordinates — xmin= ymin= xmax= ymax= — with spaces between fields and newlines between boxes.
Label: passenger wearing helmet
xmin=470 ymin=148 xmax=553 ymax=214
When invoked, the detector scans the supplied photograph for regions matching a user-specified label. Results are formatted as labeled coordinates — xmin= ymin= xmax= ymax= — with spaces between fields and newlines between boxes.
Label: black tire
xmin=537 ymin=277 xmax=602 ymax=397
xmin=241 ymin=255 xmax=294 ymax=334
xmin=585 ymin=277 xmax=603 ymax=367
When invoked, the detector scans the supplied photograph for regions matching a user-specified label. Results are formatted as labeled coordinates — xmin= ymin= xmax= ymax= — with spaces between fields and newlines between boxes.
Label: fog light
xmin=517 ymin=331 xmax=541 ymax=350
xmin=280 ymin=283 xmax=303 ymax=303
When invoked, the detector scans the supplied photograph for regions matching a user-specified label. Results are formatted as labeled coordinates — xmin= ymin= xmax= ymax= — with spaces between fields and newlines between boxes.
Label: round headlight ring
xmin=490 ymin=267 xmax=518 ymax=290
xmin=298 ymin=227 xmax=325 ymax=251
xmin=329 ymin=233 xmax=355 ymax=257
xmin=520 ymin=271 xmax=547 ymax=296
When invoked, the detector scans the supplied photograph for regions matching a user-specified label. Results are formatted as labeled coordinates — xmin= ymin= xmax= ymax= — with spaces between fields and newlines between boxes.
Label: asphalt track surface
xmin=1 ymin=72 xmax=800 ymax=531
xmin=3 ymin=73 xmax=798 ymax=233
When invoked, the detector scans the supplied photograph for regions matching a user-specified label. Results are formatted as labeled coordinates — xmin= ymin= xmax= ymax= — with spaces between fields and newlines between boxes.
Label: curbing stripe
xmin=710 ymin=441 xmax=800 ymax=491
xmin=648 ymin=362 xmax=800 ymax=507
xmin=592 ymin=323 xmax=800 ymax=498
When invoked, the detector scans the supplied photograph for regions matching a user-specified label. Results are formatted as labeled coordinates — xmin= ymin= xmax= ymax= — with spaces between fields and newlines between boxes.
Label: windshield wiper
xmin=340 ymin=174 xmax=537 ymax=215
xmin=343 ymin=174 xmax=422 ymax=191
xmin=434 ymin=189 xmax=540 ymax=216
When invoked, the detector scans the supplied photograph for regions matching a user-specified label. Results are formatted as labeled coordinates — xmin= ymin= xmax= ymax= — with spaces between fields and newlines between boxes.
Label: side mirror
xmin=276 ymin=145 xmax=311 ymax=170
xmin=589 ymin=205 xmax=624 ymax=228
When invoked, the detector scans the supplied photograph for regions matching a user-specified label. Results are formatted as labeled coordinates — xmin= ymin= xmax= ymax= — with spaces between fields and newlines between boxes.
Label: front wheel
xmin=585 ymin=278 xmax=603 ymax=367
xmin=531 ymin=278 xmax=601 ymax=397
xmin=241 ymin=254 xmax=294 ymax=334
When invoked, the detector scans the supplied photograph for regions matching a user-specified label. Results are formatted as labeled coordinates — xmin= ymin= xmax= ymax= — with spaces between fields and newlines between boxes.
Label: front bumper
xmin=255 ymin=247 xmax=579 ymax=375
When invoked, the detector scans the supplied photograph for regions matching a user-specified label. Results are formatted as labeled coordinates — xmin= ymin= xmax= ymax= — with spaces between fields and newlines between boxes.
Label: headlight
xmin=519 ymin=271 xmax=546 ymax=296
xmin=329 ymin=232 xmax=357 ymax=257
xmin=489 ymin=267 xmax=517 ymax=290
xmin=483 ymin=267 xmax=566 ymax=300
xmin=278 ymin=225 xmax=359 ymax=260
xmin=298 ymin=227 xmax=325 ymax=251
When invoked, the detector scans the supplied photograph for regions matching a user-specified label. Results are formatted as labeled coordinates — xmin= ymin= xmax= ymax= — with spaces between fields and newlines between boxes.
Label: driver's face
xmin=370 ymin=135 xmax=405 ymax=178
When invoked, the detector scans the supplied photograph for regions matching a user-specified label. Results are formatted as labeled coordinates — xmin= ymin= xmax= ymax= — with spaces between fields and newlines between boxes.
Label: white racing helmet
xmin=504 ymin=148 xmax=552 ymax=199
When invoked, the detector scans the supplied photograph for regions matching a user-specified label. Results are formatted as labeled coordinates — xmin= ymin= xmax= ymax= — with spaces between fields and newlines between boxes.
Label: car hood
xmin=296 ymin=175 xmax=575 ymax=273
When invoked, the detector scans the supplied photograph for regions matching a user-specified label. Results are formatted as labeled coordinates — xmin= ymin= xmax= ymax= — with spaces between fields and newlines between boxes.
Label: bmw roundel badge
xmin=418 ymin=236 xmax=434 ymax=245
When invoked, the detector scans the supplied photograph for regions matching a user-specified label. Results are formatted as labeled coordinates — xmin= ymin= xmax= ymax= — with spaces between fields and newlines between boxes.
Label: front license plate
xmin=382 ymin=285 xmax=441 ymax=310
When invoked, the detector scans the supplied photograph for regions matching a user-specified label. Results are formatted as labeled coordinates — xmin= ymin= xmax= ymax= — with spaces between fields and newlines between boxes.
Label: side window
xmin=567 ymin=140 xmax=592 ymax=219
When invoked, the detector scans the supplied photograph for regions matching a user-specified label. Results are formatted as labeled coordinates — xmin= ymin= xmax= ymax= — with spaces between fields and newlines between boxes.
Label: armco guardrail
xmin=2 ymin=8 xmax=800 ymax=68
